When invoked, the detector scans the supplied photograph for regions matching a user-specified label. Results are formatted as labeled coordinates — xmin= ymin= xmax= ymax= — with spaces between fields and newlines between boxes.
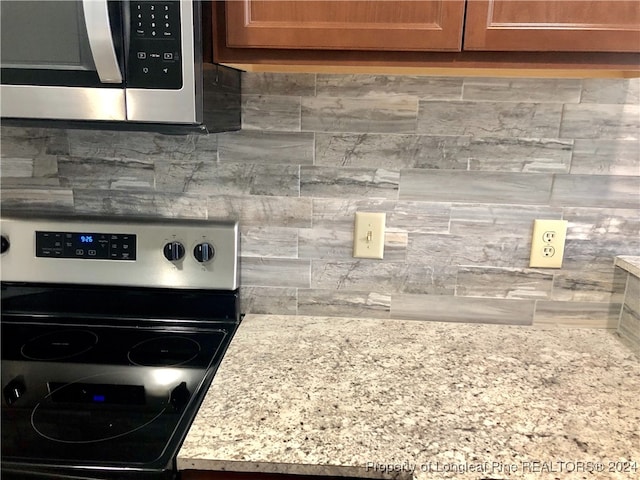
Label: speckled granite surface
xmin=616 ymin=256 xmax=640 ymax=278
xmin=178 ymin=315 xmax=640 ymax=480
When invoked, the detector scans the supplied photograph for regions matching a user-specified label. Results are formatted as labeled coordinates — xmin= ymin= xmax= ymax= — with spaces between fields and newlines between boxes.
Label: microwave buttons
xmin=132 ymin=2 xmax=176 ymax=38
xmin=127 ymin=1 xmax=182 ymax=89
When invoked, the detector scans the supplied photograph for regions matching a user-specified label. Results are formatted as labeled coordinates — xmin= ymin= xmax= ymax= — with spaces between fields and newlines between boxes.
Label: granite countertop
xmin=178 ymin=315 xmax=640 ymax=480
xmin=615 ymin=256 xmax=640 ymax=278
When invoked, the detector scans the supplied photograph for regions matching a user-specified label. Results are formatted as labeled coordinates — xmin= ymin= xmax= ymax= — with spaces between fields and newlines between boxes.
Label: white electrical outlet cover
xmin=529 ymin=219 xmax=568 ymax=268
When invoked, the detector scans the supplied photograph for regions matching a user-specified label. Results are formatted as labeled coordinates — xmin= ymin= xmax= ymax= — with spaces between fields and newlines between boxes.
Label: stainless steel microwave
xmin=0 ymin=0 xmax=205 ymax=125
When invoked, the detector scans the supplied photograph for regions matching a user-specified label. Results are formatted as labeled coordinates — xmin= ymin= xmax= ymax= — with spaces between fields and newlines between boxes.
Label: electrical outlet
xmin=529 ymin=219 xmax=568 ymax=268
xmin=353 ymin=212 xmax=385 ymax=259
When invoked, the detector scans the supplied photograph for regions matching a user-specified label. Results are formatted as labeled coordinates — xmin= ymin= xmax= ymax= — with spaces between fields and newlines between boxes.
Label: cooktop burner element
xmin=21 ymin=329 xmax=98 ymax=361
xmin=128 ymin=336 xmax=201 ymax=367
xmin=0 ymin=214 xmax=241 ymax=480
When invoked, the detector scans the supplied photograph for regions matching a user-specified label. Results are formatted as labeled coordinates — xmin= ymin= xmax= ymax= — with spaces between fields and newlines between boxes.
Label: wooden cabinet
xmin=464 ymin=0 xmax=640 ymax=52
xmin=209 ymin=0 xmax=640 ymax=68
xmin=225 ymin=0 xmax=466 ymax=51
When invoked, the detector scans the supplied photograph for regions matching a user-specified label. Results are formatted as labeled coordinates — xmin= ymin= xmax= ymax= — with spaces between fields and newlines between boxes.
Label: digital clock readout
xmin=80 ymin=235 xmax=94 ymax=243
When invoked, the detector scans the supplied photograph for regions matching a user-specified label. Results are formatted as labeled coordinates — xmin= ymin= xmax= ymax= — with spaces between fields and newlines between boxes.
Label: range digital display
xmin=36 ymin=231 xmax=137 ymax=261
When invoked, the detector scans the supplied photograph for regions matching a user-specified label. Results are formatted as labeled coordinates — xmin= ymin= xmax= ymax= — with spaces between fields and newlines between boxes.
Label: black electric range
xmin=0 ymin=215 xmax=241 ymax=480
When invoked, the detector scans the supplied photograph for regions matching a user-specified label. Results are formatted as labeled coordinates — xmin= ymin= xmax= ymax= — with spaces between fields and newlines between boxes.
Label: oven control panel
xmin=36 ymin=232 xmax=137 ymax=261
xmin=0 ymin=216 xmax=239 ymax=290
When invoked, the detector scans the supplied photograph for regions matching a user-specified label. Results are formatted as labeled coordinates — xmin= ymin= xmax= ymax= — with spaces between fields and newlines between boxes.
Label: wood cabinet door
xmin=464 ymin=0 xmax=640 ymax=52
xmin=225 ymin=0 xmax=466 ymax=51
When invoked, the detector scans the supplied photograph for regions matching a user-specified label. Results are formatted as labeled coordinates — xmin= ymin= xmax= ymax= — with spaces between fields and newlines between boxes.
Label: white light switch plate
xmin=353 ymin=212 xmax=385 ymax=259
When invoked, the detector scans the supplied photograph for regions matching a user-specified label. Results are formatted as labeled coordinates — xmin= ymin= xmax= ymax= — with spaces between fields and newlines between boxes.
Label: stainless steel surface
xmin=0 ymin=216 xmax=239 ymax=290
xmin=82 ymin=0 xmax=123 ymax=84
xmin=0 ymin=0 xmax=202 ymax=125
xmin=0 ymin=84 xmax=126 ymax=121
xmin=126 ymin=0 xmax=200 ymax=124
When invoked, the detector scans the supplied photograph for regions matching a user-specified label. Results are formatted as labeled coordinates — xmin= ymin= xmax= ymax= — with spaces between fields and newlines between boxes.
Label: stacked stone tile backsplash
xmin=1 ymin=74 xmax=639 ymax=326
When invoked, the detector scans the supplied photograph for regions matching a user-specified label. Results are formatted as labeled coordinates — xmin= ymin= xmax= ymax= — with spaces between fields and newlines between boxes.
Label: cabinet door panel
xmin=226 ymin=0 xmax=466 ymax=51
xmin=464 ymin=0 xmax=640 ymax=52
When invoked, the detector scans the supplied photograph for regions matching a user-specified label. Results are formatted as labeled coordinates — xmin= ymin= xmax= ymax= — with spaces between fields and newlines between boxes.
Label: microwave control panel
xmin=127 ymin=1 xmax=182 ymax=89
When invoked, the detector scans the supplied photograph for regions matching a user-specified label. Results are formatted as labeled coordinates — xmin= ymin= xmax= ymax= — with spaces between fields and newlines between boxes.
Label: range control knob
xmin=1 ymin=235 xmax=9 ymax=254
xmin=193 ymin=243 xmax=214 ymax=263
xmin=163 ymin=241 xmax=185 ymax=262
xmin=169 ymin=382 xmax=190 ymax=411
xmin=3 ymin=377 xmax=26 ymax=406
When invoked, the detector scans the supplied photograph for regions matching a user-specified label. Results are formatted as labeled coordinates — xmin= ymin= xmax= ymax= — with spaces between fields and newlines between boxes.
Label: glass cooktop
xmin=2 ymin=320 xmax=226 ymax=368
xmin=1 ymin=320 xmax=230 ymax=471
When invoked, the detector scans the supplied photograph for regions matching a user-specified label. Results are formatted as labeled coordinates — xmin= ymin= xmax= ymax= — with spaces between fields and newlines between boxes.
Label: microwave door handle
xmin=82 ymin=0 xmax=123 ymax=83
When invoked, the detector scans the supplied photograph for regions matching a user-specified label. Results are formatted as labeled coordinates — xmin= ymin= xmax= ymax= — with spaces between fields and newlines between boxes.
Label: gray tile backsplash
xmin=416 ymin=101 xmax=563 ymax=137
xmin=302 ymin=96 xmax=418 ymax=133
xmin=2 ymin=74 xmax=639 ymax=327
xmin=570 ymin=139 xmax=639 ymax=175
xmin=617 ymin=272 xmax=640 ymax=348
xmin=461 ymin=78 xmax=583 ymax=103
xmin=550 ymin=174 xmax=640 ymax=208
xmin=560 ymin=103 xmax=640 ymax=139
xmin=399 ymin=170 xmax=553 ymax=204
xmin=316 ymin=74 xmax=463 ymax=100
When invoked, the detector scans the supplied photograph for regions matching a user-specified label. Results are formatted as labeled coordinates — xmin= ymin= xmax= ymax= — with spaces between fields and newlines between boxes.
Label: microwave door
xmin=0 ymin=0 xmax=126 ymax=121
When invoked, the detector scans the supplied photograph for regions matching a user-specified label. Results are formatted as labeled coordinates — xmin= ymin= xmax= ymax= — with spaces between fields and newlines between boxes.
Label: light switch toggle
xmin=353 ymin=212 xmax=385 ymax=259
